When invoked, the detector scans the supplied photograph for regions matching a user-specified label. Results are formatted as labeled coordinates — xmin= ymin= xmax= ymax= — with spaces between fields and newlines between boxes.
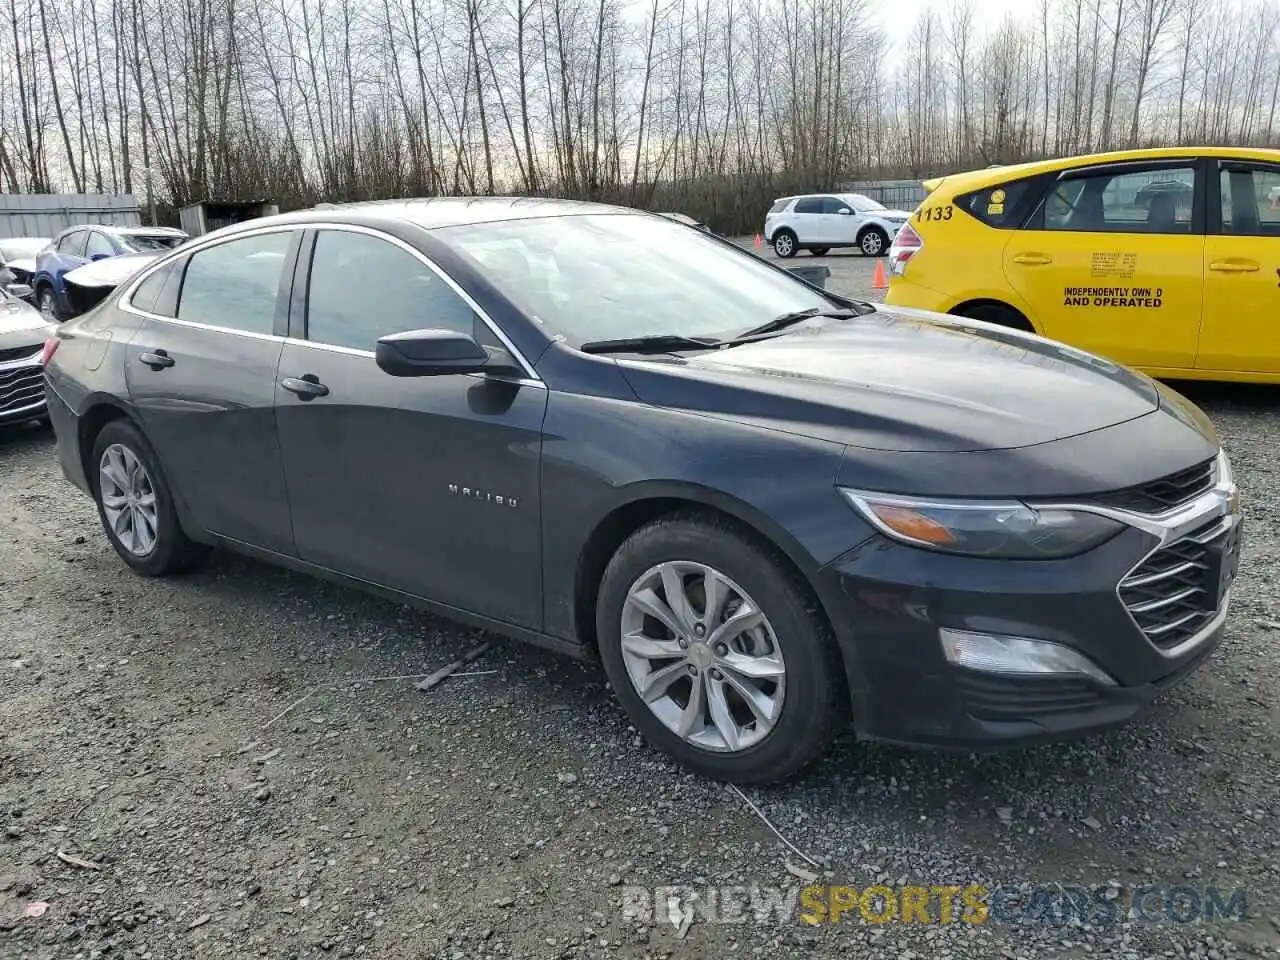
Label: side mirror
xmin=90 ymin=252 xmax=111 ymax=262
xmin=375 ymin=329 xmax=490 ymax=377
xmin=837 ymin=208 xmax=852 ymax=215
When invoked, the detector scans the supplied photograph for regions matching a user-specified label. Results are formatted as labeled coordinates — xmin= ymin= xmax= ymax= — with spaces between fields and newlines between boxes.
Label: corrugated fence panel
xmin=838 ymin=180 xmax=929 ymax=211
xmin=0 ymin=194 xmax=142 ymax=238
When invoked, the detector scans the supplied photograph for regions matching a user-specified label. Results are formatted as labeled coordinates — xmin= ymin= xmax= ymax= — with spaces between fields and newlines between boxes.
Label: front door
xmin=1198 ymin=160 xmax=1280 ymax=375
xmin=820 ymin=196 xmax=858 ymax=246
xmin=1002 ymin=161 xmax=1205 ymax=369
xmin=124 ymin=229 xmax=300 ymax=555
xmin=274 ymin=227 xmax=548 ymax=629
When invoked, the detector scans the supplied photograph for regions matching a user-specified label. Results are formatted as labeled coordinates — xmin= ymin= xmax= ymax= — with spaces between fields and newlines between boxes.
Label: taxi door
xmin=1198 ymin=160 xmax=1280 ymax=375
xmin=1002 ymin=160 xmax=1205 ymax=370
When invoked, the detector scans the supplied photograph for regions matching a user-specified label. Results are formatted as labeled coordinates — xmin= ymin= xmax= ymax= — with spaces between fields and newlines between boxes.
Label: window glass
xmin=446 ymin=213 xmax=831 ymax=346
xmin=849 ymin=193 xmax=886 ymax=212
xmin=306 ymin=230 xmax=476 ymax=351
xmin=129 ymin=266 xmax=168 ymax=313
xmin=793 ymin=198 xmax=823 ymax=214
xmin=176 ymin=231 xmax=293 ymax=334
xmin=956 ymin=176 xmax=1040 ymax=228
xmin=768 ymin=198 xmax=791 ymax=214
xmin=1042 ymin=167 xmax=1196 ymax=234
xmin=85 ymin=232 xmax=115 ymax=258
xmin=1221 ymin=167 xmax=1280 ymax=236
xmin=58 ymin=231 xmax=87 ymax=256
xmin=820 ymin=197 xmax=851 ymax=215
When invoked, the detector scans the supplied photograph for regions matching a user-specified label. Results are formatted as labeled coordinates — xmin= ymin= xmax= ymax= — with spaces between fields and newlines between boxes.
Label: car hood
xmin=875 ymin=209 xmax=912 ymax=220
xmin=5 ymin=256 xmax=37 ymax=275
xmin=616 ymin=304 xmax=1163 ymax=453
xmin=0 ymin=296 xmax=51 ymax=351
xmin=64 ymin=252 xmax=160 ymax=288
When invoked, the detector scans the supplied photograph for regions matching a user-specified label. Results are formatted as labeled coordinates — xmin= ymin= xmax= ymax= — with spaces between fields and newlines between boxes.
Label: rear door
xmin=1002 ymin=160 xmax=1205 ymax=369
xmin=790 ymin=197 xmax=825 ymax=244
xmin=124 ymin=228 xmax=300 ymax=554
xmin=1198 ymin=159 xmax=1280 ymax=374
xmin=274 ymin=226 xmax=547 ymax=628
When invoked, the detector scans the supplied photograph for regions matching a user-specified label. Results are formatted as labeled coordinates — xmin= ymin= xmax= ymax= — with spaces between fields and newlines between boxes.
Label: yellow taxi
xmin=884 ymin=147 xmax=1280 ymax=382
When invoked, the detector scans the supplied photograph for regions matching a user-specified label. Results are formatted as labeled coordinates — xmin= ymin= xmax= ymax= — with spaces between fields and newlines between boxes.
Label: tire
xmin=858 ymin=227 xmax=889 ymax=257
xmin=37 ymin=285 xmax=61 ymax=323
xmin=90 ymin=418 xmax=210 ymax=576
xmin=595 ymin=513 xmax=847 ymax=784
xmin=809 ymin=247 xmax=830 ymax=257
xmin=954 ymin=302 xmax=1035 ymax=332
xmin=772 ymin=230 xmax=798 ymax=259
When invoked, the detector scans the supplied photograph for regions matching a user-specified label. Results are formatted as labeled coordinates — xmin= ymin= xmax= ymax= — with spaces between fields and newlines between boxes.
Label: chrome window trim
xmin=117 ymin=221 xmax=542 ymax=384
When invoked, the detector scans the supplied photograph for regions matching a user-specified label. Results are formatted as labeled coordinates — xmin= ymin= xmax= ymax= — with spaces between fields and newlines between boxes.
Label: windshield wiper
xmin=579 ymin=334 xmax=723 ymax=355
xmin=728 ymin=303 xmax=870 ymax=343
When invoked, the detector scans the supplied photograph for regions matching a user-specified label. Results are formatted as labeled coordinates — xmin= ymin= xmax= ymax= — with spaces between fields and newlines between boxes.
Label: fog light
xmin=939 ymin=629 xmax=1116 ymax=685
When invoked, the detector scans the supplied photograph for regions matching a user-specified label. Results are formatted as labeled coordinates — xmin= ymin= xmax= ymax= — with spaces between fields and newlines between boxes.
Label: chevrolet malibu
xmin=43 ymin=198 xmax=1243 ymax=783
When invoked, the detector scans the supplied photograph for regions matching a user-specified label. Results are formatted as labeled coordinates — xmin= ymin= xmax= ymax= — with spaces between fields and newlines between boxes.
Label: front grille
xmin=0 ymin=344 xmax=40 ymax=364
xmin=1119 ymin=520 xmax=1237 ymax=651
xmin=1090 ymin=459 xmax=1215 ymax=514
xmin=0 ymin=363 xmax=44 ymax=416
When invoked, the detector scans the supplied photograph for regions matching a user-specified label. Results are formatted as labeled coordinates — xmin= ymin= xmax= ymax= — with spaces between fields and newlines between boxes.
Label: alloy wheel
xmin=39 ymin=290 xmax=56 ymax=321
xmin=861 ymin=231 xmax=884 ymax=256
xmin=774 ymin=234 xmax=794 ymax=257
xmin=99 ymin=443 xmax=159 ymax=556
xmin=619 ymin=561 xmax=786 ymax=753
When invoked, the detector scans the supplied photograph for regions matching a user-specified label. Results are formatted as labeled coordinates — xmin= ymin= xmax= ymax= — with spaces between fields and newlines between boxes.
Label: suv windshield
xmin=849 ymin=194 xmax=886 ymax=212
xmin=445 ymin=213 xmax=834 ymax=345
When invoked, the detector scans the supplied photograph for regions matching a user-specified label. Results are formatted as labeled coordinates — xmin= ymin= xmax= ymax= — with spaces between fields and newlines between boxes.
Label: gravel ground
xmin=3 ymin=256 xmax=1280 ymax=959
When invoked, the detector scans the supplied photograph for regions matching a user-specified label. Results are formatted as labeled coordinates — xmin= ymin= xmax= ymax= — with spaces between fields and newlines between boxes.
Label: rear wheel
xmin=954 ymin=302 xmax=1035 ymax=332
xmin=90 ymin=419 xmax=210 ymax=576
xmin=596 ymin=514 xmax=846 ymax=783
xmin=772 ymin=230 xmax=797 ymax=259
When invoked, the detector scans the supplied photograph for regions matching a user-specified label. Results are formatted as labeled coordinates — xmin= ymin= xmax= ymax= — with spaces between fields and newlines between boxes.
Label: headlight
xmin=1214 ymin=448 xmax=1233 ymax=487
xmin=839 ymin=489 xmax=1124 ymax=559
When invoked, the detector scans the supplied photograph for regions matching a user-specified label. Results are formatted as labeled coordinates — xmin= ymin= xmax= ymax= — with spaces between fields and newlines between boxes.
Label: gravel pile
xmin=2 ymin=375 xmax=1278 ymax=959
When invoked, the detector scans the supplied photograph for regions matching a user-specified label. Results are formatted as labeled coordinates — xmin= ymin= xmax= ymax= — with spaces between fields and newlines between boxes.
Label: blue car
xmin=33 ymin=225 xmax=188 ymax=321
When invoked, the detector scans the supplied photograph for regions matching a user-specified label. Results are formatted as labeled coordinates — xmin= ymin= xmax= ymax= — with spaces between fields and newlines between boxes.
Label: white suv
xmin=763 ymin=193 xmax=912 ymax=258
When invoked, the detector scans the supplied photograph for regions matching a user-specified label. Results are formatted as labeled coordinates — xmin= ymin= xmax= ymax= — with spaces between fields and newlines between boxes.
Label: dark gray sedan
xmin=43 ymin=198 xmax=1241 ymax=783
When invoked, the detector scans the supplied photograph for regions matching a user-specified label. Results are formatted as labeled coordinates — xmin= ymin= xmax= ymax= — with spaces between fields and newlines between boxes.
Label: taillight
xmin=41 ymin=336 xmax=60 ymax=366
xmin=887 ymin=221 xmax=923 ymax=276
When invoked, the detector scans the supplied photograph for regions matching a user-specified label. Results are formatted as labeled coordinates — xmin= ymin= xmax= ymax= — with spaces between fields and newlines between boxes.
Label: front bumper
xmin=0 ymin=353 xmax=47 ymax=424
xmin=816 ymin=477 xmax=1241 ymax=749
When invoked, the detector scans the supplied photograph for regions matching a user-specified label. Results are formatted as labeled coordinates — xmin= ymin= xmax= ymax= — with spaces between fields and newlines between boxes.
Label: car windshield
xmin=0 ymin=238 xmax=49 ymax=261
xmin=119 ymin=233 xmax=184 ymax=253
xmin=444 ymin=213 xmax=833 ymax=345
xmin=850 ymin=194 xmax=886 ymax=212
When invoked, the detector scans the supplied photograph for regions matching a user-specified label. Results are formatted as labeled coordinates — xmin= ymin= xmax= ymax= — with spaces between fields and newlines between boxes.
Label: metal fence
xmin=836 ymin=179 xmax=929 ymax=211
xmin=0 ymin=194 xmax=142 ymax=239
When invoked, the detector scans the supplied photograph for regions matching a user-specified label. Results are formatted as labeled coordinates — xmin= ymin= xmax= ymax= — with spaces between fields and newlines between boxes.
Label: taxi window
xmin=1040 ymin=167 xmax=1196 ymax=235
xmin=1220 ymin=166 xmax=1280 ymax=237
xmin=955 ymin=176 xmax=1040 ymax=228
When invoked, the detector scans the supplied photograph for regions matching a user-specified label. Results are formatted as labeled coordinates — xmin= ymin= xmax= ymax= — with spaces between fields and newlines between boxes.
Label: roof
xmin=55 ymin=223 xmax=189 ymax=238
xmin=922 ymin=145 xmax=1280 ymax=196
xmin=289 ymin=196 xmax=640 ymax=230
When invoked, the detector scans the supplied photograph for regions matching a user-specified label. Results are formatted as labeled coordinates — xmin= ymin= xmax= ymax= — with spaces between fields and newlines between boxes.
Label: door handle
xmin=138 ymin=350 xmax=175 ymax=370
xmin=281 ymin=375 xmax=329 ymax=400
xmin=1012 ymin=253 xmax=1053 ymax=265
xmin=1209 ymin=259 xmax=1259 ymax=273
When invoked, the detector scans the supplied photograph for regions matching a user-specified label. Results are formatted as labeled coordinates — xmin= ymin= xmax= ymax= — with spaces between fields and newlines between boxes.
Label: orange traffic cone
xmin=753 ymin=233 xmax=763 ymax=250
xmin=872 ymin=258 xmax=888 ymax=289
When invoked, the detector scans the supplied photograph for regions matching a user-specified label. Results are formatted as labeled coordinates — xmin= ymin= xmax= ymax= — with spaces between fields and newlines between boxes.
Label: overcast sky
xmin=875 ymin=0 xmax=1032 ymax=52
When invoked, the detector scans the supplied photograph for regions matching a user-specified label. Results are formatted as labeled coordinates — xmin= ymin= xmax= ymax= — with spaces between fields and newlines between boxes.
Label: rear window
xmin=955 ymin=177 xmax=1042 ymax=228
xmin=794 ymin=198 xmax=823 ymax=214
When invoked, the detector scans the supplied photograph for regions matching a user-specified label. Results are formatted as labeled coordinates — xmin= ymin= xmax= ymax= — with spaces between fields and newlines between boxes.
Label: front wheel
xmin=772 ymin=230 xmax=797 ymax=259
xmin=596 ymin=514 xmax=847 ymax=783
xmin=37 ymin=287 xmax=60 ymax=322
xmin=859 ymin=227 xmax=888 ymax=257
xmin=90 ymin=419 xmax=210 ymax=576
